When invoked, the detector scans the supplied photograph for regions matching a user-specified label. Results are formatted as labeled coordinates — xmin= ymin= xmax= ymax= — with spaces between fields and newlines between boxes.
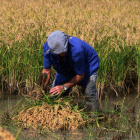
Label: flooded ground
xmin=0 ymin=91 xmax=139 ymax=140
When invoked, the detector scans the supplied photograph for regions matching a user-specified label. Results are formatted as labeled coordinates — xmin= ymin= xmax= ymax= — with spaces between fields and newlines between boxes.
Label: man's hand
xmin=36 ymin=68 xmax=51 ymax=99
xmin=49 ymin=85 xmax=63 ymax=96
xmin=49 ymin=73 xmax=85 ymax=96
xmin=42 ymin=68 xmax=51 ymax=92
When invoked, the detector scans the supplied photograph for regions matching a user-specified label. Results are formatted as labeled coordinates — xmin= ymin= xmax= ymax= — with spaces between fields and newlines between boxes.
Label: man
xmin=42 ymin=30 xmax=100 ymax=112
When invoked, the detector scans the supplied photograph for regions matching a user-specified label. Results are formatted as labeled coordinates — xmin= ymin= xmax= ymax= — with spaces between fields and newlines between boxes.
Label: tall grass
xmin=95 ymin=36 xmax=137 ymax=99
xmin=0 ymin=31 xmax=46 ymax=92
xmin=0 ymin=29 xmax=138 ymax=97
xmin=0 ymin=0 xmax=140 ymax=45
xmin=0 ymin=0 xmax=139 ymax=97
xmin=137 ymin=46 xmax=140 ymax=93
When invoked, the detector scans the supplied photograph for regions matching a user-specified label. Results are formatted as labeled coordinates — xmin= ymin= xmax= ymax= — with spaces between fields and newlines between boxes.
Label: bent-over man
xmin=41 ymin=30 xmax=100 ymax=112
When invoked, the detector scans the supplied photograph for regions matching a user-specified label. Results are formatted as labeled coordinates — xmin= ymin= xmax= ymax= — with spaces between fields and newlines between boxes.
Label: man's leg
xmin=84 ymin=72 xmax=100 ymax=112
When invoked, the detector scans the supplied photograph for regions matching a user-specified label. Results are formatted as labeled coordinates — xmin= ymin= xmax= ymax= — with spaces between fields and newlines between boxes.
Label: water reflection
xmin=0 ymin=95 xmax=24 ymax=115
xmin=101 ymin=92 xmax=140 ymax=115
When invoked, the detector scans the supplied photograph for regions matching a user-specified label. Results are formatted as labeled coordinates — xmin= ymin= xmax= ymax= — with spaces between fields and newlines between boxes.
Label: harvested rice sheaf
xmin=0 ymin=126 xmax=15 ymax=140
xmin=14 ymin=102 xmax=83 ymax=130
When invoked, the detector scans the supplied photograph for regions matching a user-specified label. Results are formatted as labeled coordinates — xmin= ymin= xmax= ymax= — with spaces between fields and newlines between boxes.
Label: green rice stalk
xmin=15 ymin=127 xmax=22 ymax=140
xmin=137 ymin=46 xmax=140 ymax=92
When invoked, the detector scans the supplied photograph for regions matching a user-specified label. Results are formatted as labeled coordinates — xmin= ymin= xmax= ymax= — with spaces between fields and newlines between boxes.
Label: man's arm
xmin=42 ymin=68 xmax=51 ymax=92
xmin=49 ymin=72 xmax=85 ymax=95
xmin=64 ymin=72 xmax=85 ymax=89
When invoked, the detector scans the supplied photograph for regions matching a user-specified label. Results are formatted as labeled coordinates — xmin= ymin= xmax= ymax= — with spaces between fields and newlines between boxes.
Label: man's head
xmin=47 ymin=30 xmax=69 ymax=55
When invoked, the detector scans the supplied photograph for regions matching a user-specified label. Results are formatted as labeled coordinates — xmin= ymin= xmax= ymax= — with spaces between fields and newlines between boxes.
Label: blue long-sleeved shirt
xmin=43 ymin=36 xmax=99 ymax=87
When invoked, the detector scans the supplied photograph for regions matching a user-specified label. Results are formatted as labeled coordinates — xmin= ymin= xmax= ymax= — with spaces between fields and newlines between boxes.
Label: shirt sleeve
xmin=73 ymin=52 xmax=85 ymax=75
xmin=43 ymin=45 xmax=52 ymax=69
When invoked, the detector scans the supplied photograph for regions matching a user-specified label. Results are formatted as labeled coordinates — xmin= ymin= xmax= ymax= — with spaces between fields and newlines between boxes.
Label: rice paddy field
xmin=0 ymin=0 xmax=140 ymax=139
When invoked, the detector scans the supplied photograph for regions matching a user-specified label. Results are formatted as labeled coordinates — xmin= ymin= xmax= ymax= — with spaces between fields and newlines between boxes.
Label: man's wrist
xmin=62 ymin=85 xmax=68 ymax=91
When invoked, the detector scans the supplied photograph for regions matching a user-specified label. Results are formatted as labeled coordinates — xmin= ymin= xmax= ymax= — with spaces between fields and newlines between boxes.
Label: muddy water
xmin=0 ymin=92 xmax=139 ymax=140
xmin=0 ymin=95 xmax=23 ymax=116
xmin=101 ymin=92 xmax=139 ymax=112
xmin=100 ymin=92 xmax=140 ymax=140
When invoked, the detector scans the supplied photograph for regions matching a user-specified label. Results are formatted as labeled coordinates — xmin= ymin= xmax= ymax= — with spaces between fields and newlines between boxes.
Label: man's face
xmin=58 ymin=52 xmax=67 ymax=57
